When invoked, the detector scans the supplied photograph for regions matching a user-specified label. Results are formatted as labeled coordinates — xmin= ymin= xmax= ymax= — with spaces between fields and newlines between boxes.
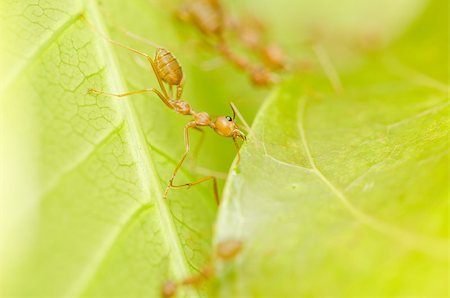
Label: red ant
xmin=176 ymin=0 xmax=283 ymax=87
xmin=161 ymin=239 xmax=243 ymax=297
xmin=86 ymin=20 xmax=246 ymax=204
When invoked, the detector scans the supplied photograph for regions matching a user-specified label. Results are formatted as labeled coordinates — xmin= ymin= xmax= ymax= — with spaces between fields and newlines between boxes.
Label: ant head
xmin=214 ymin=105 xmax=246 ymax=140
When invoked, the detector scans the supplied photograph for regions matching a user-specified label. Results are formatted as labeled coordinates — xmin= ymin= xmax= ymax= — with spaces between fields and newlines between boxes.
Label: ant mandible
xmin=87 ymin=27 xmax=246 ymax=205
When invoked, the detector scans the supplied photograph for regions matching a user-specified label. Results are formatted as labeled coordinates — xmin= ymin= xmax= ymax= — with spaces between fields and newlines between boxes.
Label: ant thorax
xmin=193 ymin=111 xmax=211 ymax=126
xmin=171 ymin=100 xmax=192 ymax=115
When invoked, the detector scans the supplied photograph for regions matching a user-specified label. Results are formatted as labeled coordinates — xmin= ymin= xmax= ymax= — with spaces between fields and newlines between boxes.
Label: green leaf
xmin=1 ymin=0 xmax=231 ymax=296
xmin=214 ymin=0 xmax=449 ymax=296
xmin=1 ymin=0 xmax=447 ymax=297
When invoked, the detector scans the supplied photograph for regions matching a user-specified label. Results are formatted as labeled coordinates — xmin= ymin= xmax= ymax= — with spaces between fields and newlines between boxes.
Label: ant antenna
xmin=117 ymin=25 xmax=165 ymax=49
xmin=230 ymin=101 xmax=251 ymax=133
xmin=81 ymin=15 xmax=151 ymax=59
xmin=230 ymin=103 xmax=237 ymax=120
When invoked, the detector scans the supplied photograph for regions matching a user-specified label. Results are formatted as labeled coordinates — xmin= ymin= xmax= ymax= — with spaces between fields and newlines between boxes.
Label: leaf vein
xmin=66 ymin=2 xmax=193 ymax=296
xmin=38 ymin=121 xmax=126 ymax=202
xmin=386 ymin=101 xmax=449 ymax=131
xmin=0 ymin=10 xmax=83 ymax=95
xmin=67 ymin=203 xmax=155 ymax=297
xmin=297 ymin=96 xmax=448 ymax=259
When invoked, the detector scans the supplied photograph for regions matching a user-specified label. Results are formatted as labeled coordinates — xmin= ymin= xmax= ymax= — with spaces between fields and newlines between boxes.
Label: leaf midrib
xmin=66 ymin=1 xmax=192 ymax=296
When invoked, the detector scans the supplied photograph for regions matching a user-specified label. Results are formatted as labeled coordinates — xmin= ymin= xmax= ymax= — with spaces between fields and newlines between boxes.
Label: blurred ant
xmin=229 ymin=15 xmax=287 ymax=70
xmin=161 ymin=239 xmax=243 ymax=297
xmin=176 ymin=0 xmax=285 ymax=87
xmin=215 ymin=42 xmax=277 ymax=86
xmin=177 ymin=0 xmax=226 ymax=37
xmin=84 ymin=17 xmax=246 ymax=204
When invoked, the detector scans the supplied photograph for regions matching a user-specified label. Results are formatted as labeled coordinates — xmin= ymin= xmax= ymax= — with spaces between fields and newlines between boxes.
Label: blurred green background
xmin=0 ymin=0 xmax=448 ymax=297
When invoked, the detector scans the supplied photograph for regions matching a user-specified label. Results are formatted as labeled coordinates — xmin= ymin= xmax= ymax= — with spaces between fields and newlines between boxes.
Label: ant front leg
xmin=88 ymin=87 xmax=173 ymax=109
xmin=233 ymin=137 xmax=241 ymax=165
xmin=88 ymin=88 xmax=152 ymax=97
xmin=164 ymin=122 xmax=219 ymax=205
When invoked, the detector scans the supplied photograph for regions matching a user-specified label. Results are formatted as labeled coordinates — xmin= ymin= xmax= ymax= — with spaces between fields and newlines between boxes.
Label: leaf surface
xmin=0 ymin=0 xmax=447 ymax=297
xmin=214 ymin=1 xmax=449 ymax=296
xmin=0 ymin=1 xmax=224 ymax=297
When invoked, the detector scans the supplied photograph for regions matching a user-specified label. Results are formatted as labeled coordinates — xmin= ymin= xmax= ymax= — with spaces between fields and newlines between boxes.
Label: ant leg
xmin=233 ymin=137 xmax=241 ymax=165
xmin=82 ymin=16 xmax=171 ymax=99
xmin=88 ymin=88 xmax=173 ymax=109
xmin=149 ymin=88 xmax=174 ymax=109
xmin=103 ymin=47 xmax=170 ymax=100
xmin=164 ymin=122 xmax=195 ymax=198
xmin=176 ymin=81 xmax=184 ymax=100
xmin=149 ymin=52 xmax=170 ymax=99
xmin=169 ymin=85 xmax=174 ymax=100
xmin=88 ymin=88 xmax=154 ymax=97
xmin=165 ymin=123 xmax=219 ymax=205
xmin=171 ymin=176 xmax=219 ymax=205
xmin=189 ymin=127 xmax=205 ymax=170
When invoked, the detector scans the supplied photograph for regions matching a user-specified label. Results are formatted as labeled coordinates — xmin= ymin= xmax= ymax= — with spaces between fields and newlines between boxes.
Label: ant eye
xmin=226 ymin=116 xmax=232 ymax=121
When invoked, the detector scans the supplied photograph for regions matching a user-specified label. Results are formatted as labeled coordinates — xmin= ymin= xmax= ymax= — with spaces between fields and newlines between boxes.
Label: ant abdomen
xmin=155 ymin=48 xmax=183 ymax=85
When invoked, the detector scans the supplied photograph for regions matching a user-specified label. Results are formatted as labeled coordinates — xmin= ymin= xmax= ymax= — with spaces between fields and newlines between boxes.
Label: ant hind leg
xmin=88 ymin=88 xmax=154 ymax=98
xmin=176 ymin=82 xmax=184 ymax=100
xmin=170 ymin=176 xmax=219 ymax=205
xmin=88 ymin=87 xmax=173 ymax=109
xmin=165 ymin=123 xmax=219 ymax=205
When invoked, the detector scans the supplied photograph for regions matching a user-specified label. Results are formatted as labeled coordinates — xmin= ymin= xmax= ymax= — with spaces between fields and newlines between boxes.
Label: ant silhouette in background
xmin=176 ymin=0 xmax=287 ymax=87
xmin=161 ymin=239 xmax=243 ymax=297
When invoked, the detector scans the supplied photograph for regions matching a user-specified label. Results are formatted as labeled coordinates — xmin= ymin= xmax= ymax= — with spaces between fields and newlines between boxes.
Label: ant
xmin=176 ymin=0 xmax=282 ymax=87
xmin=85 ymin=19 xmax=246 ymax=204
xmin=215 ymin=42 xmax=277 ymax=86
xmin=228 ymin=15 xmax=287 ymax=71
xmin=161 ymin=239 xmax=243 ymax=297
xmin=177 ymin=0 xmax=226 ymax=37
